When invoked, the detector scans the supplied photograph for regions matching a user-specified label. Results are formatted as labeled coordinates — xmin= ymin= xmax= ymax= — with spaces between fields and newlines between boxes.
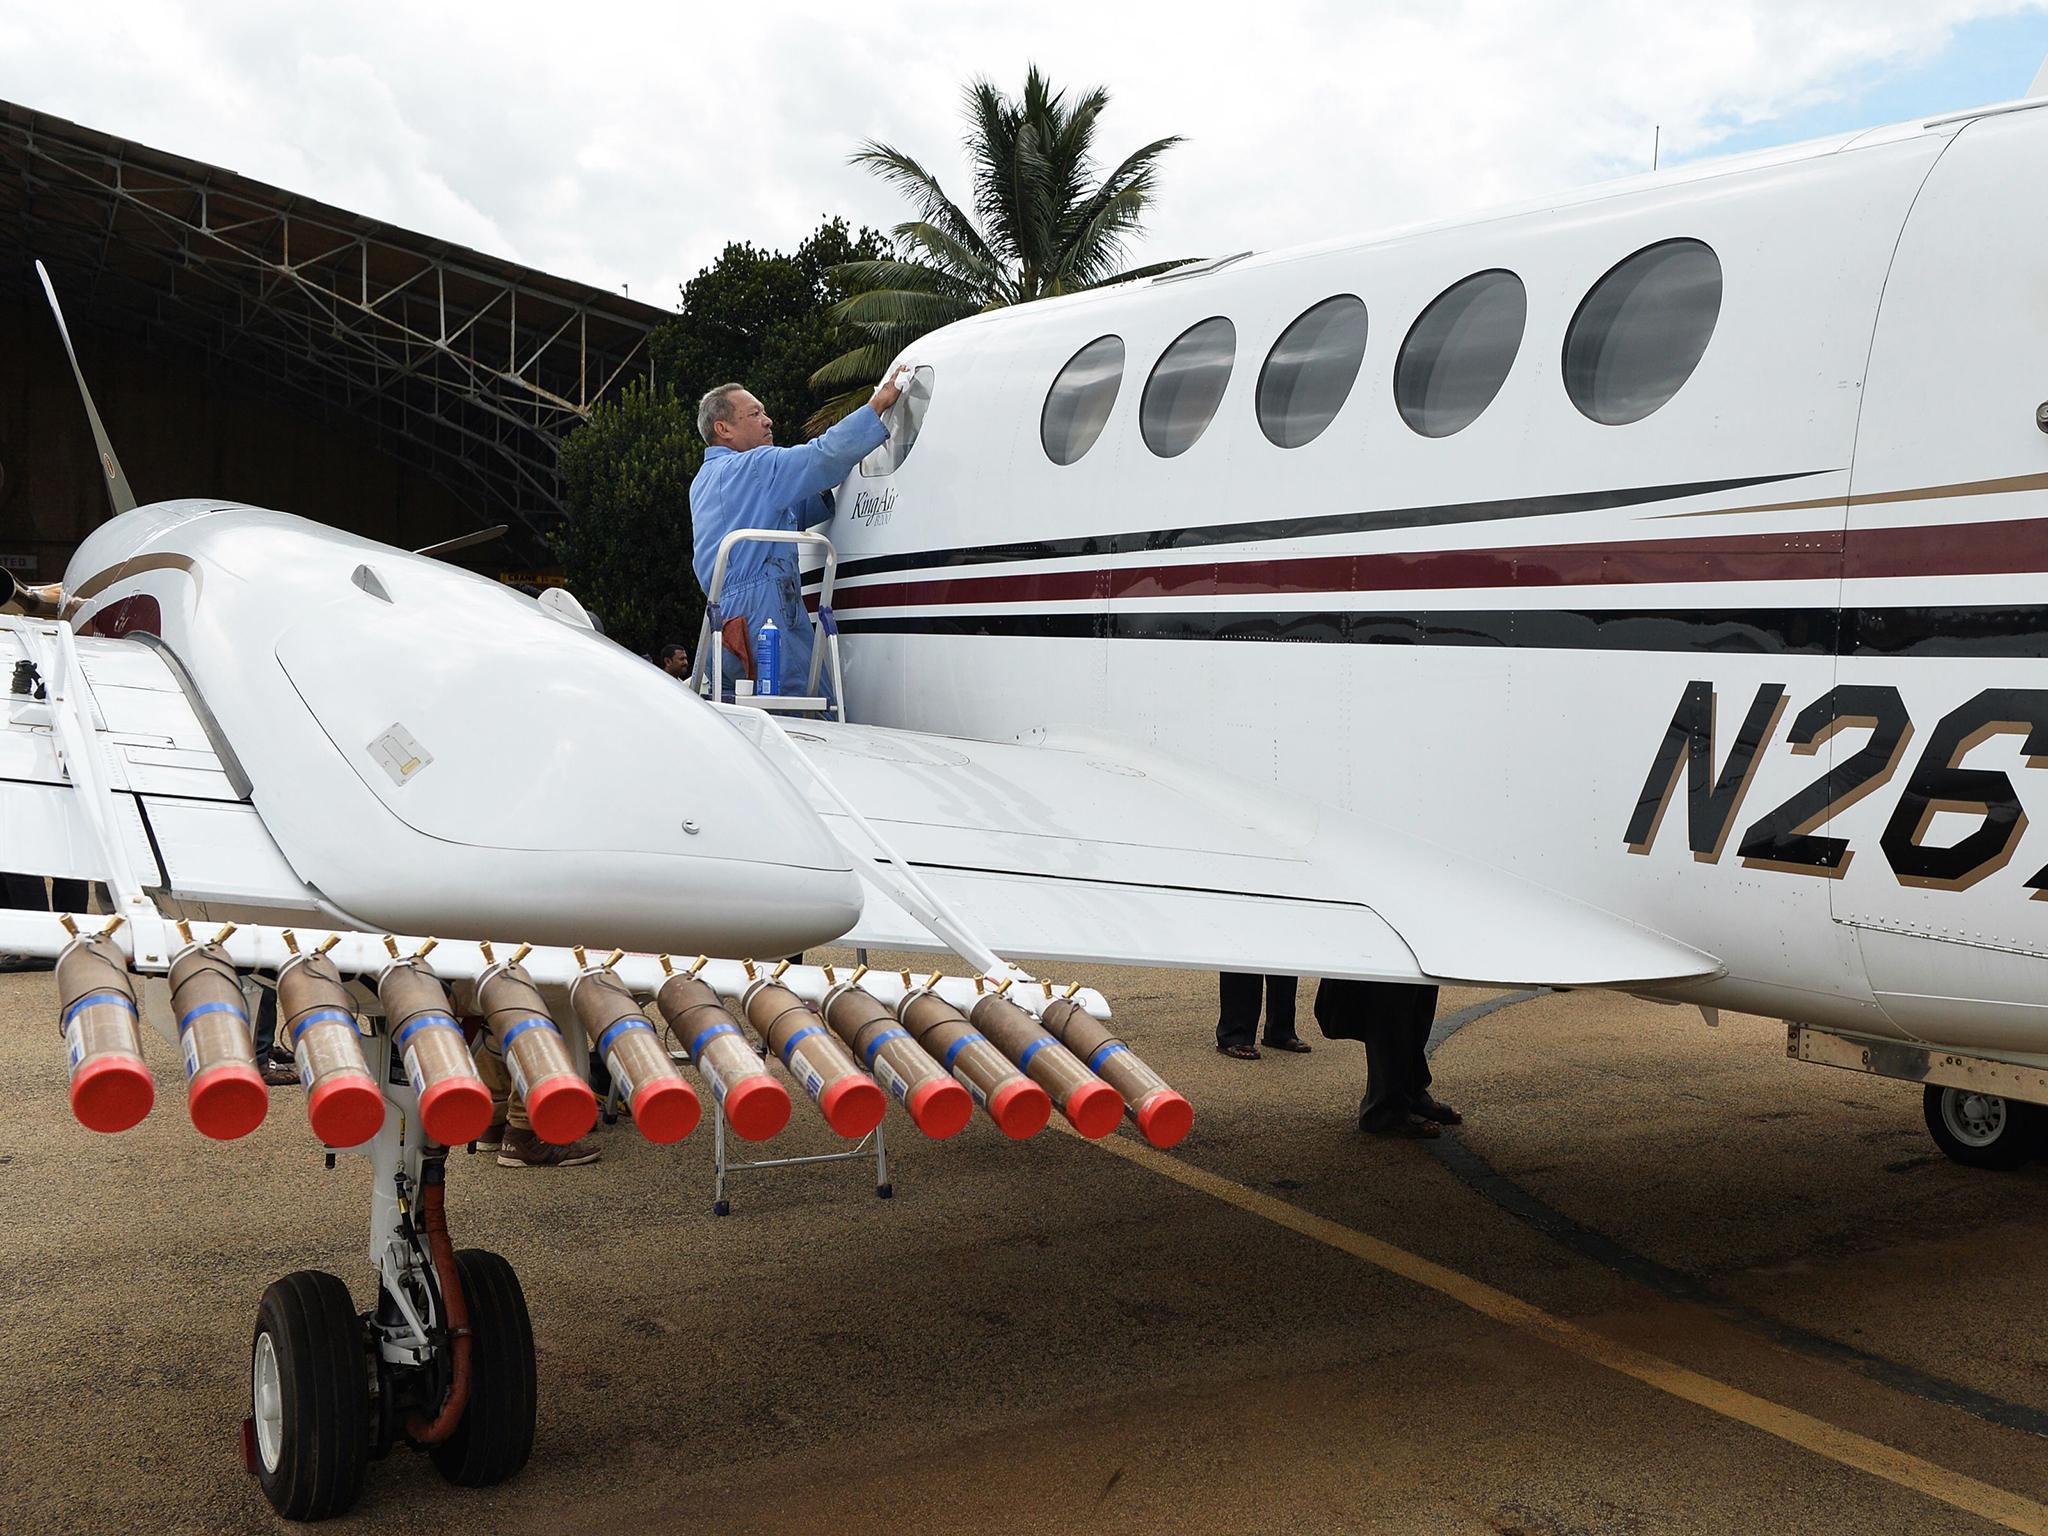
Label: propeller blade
xmin=414 ymin=524 xmax=508 ymax=558
xmin=34 ymin=261 xmax=137 ymax=518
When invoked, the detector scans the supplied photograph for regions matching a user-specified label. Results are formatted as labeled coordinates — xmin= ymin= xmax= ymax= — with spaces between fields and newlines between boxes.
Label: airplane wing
xmin=721 ymin=711 xmax=1721 ymax=988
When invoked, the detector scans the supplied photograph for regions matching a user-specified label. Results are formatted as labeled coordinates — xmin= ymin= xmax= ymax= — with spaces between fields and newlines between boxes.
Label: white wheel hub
xmin=252 ymin=1331 xmax=284 ymax=1473
xmin=1941 ymin=1089 xmax=2007 ymax=1148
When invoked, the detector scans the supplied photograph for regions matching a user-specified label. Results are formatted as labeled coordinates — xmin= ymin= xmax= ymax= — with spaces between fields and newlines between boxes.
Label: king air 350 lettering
xmin=1626 ymin=683 xmax=2048 ymax=895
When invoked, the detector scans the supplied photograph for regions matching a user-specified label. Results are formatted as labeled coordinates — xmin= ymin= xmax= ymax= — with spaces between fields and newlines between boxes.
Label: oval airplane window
xmin=1140 ymin=317 xmax=1236 ymax=458
xmin=1395 ymin=269 xmax=1527 ymax=438
xmin=860 ymin=365 xmax=934 ymax=477
xmin=1563 ymin=239 xmax=1722 ymax=426
xmin=1257 ymin=295 xmax=1369 ymax=448
xmin=1041 ymin=336 xmax=1126 ymax=465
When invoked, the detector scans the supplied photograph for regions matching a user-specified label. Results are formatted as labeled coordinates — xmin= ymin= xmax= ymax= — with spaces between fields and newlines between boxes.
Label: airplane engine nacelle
xmin=63 ymin=506 xmax=863 ymax=958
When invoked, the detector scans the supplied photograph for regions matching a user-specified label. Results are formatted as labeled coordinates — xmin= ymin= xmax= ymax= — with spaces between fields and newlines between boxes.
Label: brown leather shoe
xmin=1409 ymin=1094 xmax=1462 ymax=1125
xmin=496 ymin=1127 xmax=602 ymax=1167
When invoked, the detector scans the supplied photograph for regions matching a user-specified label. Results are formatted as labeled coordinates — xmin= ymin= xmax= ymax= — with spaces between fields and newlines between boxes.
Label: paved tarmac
xmin=1 ymin=959 xmax=2044 ymax=1535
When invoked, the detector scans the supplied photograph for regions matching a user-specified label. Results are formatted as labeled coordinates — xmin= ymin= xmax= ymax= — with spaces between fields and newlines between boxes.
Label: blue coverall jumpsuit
xmin=689 ymin=407 xmax=888 ymax=694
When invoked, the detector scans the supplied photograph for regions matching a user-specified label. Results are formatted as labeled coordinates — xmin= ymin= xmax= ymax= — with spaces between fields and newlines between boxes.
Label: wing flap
xmin=846 ymin=865 xmax=1420 ymax=980
xmin=747 ymin=715 xmax=1719 ymax=987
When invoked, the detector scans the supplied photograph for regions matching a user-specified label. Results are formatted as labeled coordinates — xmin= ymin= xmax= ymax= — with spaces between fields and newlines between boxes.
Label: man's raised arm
xmin=735 ymin=365 xmax=913 ymax=510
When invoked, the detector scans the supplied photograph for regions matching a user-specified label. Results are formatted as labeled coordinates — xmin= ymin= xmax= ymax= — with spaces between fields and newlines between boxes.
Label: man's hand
xmin=870 ymin=363 xmax=914 ymax=416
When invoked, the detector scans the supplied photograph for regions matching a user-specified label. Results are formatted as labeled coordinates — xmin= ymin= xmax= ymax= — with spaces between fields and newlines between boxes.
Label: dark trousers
xmin=1313 ymin=979 xmax=1438 ymax=1128
xmin=1216 ymin=972 xmax=1299 ymax=1050
xmin=1 ymin=873 xmax=88 ymax=912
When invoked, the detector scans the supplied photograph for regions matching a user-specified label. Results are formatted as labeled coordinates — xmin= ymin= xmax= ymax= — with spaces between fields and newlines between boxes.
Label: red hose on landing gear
xmin=403 ymin=1161 xmax=471 ymax=1445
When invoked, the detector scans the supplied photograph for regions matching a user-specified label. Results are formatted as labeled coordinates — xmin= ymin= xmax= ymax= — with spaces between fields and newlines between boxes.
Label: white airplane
xmin=6 ymin=86 xmax=2048 ymax=1521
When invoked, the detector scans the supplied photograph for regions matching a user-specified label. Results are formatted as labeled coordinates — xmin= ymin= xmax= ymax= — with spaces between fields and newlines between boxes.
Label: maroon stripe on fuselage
xmin=813 ymin=517 xmax=2048 ymax=612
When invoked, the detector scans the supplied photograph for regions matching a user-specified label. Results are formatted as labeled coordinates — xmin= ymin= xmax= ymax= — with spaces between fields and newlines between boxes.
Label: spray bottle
xmin=755 ymin=617 xmax=780 ymax=697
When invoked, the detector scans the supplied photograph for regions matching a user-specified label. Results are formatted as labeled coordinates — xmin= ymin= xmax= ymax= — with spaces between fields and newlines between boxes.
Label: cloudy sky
xmin=3 ymin=0 xmax=2046 ymax=307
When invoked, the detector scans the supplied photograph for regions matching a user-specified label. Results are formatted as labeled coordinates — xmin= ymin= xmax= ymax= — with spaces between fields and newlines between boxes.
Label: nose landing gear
xmin=1923 ymin=1084 xmax=2046 ymax=1170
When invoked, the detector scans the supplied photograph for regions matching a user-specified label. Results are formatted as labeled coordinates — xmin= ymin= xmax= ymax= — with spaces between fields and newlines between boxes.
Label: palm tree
xmin=807 ymin=67 xmax=1183 ymax=428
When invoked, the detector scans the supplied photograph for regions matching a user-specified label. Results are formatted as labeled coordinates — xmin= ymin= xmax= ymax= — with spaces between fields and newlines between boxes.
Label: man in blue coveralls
xmin=691 ymin=365 xmax=910 ymax=695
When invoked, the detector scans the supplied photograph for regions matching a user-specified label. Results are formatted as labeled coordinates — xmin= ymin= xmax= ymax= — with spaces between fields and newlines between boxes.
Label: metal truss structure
xmin=0 ymin=99 xmax=668 ymax=551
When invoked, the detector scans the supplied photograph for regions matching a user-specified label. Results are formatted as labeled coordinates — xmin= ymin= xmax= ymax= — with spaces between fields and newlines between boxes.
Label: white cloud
xmin=1 ymin=0 xmax=2042 ymax=306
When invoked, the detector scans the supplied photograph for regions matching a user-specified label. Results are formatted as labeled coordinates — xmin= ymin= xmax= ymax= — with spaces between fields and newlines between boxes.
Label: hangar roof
xmin=0 ymin=98 xmax=669 ymax=550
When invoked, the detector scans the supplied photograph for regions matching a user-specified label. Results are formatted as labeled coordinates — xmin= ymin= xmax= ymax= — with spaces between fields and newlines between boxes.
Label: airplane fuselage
xmin=818 ymin=101 xmax=2048 ymax=1059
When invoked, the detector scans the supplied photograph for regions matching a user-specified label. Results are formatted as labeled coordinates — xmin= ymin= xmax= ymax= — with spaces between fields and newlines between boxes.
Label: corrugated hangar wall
xmin=0 ymin=292 xmax=481 ymax=584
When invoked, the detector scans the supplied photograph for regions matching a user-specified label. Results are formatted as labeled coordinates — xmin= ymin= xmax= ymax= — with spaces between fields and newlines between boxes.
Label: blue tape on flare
xmin=396 ymin=1012 xmax=458 ymax=1050
xmin=1088 ymin=1041 xmax=1130 ymax=1072
xmin=598 ymin=1016 xmax=654 ymax=1058
xmin=690 ymin=1020 xmax=739 ymax=1059
xmin=63 ymin=989 xmax=136 ymax=1026
xmin=177 ymin=999 xmax=248 ymax=1036
xmin=290 ymin=1007 xmax=358 ymax=1046
xmin=780 ymin=1023 xmax=824 ymax=1063
xmin=860 ymin=1026 xmax=908 ymax=1067
xmin=941 ymin=1031 xmax=986 ymax=1071
xmin=500 ymin=1016 xmax=559 ymax=1053
xmin=1016 ymin=1036 xmax=1052 ymax=1072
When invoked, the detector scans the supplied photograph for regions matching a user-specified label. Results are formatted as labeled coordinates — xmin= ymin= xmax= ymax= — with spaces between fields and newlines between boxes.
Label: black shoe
xmin=1262 ymin=1035 xmax=1312 ymax=1053
xmin=1217 ymin=1042 xmax=1260 ymax=1061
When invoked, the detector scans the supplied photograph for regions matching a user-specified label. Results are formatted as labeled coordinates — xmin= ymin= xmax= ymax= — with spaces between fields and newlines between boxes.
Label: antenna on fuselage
xmin=2030 ymin=54 xmax=2048 ymax=98
xmin=34 ymin=260 xmax=138 ymax=519
xmin=414 ymin=524 xmax=508 ymax=559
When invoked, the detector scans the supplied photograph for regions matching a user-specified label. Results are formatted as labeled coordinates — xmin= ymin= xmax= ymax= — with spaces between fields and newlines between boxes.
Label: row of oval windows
xmin=1038 ymin=237 xmax=1725 ymax=465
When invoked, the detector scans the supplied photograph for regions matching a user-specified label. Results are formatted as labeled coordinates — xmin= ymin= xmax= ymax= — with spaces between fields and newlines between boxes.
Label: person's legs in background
xmin=1261 ymin=974 xmax=1308 ymax=1051
xmin=1216 ymin=971 xmax=1263 ymax=1059
xmin=473 ymin=1014 xmax=601 ymax=1169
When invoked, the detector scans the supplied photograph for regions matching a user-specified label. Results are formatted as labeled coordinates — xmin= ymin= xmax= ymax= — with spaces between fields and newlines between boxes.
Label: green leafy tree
xmin=811 ymin=66 xmax=1184 ymax=423
xmin=654 ymin=217 xmax=890 ymax=437
xmin=552 ymin=378 xmax=701 ymax=658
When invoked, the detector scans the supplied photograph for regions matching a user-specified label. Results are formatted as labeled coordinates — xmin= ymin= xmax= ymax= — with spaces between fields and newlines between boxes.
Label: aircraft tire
xmin=428 ymin=1248 xmax=536 ymax=1487
xmin=1922 ymin=1086 xmax=2043 ymax=1170
xmin=250 ymin=1269 xmax=371 ymax=1520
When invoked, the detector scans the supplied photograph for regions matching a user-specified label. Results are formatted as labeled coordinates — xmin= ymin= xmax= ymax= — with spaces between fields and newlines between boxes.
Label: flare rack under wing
xmin=725 ymin=713 xmax=1721 ymax=989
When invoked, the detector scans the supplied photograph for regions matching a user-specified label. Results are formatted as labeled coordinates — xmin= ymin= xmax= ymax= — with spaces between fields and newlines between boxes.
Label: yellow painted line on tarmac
xmin=1089 ymin=1131 xmax=2048 ymax=1536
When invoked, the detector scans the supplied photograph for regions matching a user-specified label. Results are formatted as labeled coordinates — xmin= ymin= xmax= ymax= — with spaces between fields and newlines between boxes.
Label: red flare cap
xmin=417 ymin=1075 xmax=494 ymax=1148
xmin=188 ymin=1062 xmax=268 ymax=1141
xmin=818 ymin=1073 xmax=886 ymax=1139
xmin=526 ymin=1074 xmax=599 ymax=1145
xmin=988 ymin=1076 xmax=1051 ymax=1140
xmin=628 ymin=1076 xmax=700 ymax=1144
xmin=1134 ymin=1088 xmax=1193 ymax=1150
xmin=906 ymin=1075 xmax=973 ymax=1140
xmin=722 ymin=1073 xmax=790 ymax=1142
xmin=1063 ymin=1078 xmax=1123 ymax=1140
xmin=70 ymin=1054 xmax=154 ymax=1134
xmin=307 ymin=1073 xmax=385 ymax=1148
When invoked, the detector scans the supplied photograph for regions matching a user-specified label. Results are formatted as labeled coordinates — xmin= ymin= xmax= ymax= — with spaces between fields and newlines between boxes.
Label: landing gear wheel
xmin=1923 ymin=1085 xmax=2043 ymax=1170
xmin=427 ymin=1249 xmax=536 ymax=1487
xmin=250 ymin=1270 xmax=371 ymax=1520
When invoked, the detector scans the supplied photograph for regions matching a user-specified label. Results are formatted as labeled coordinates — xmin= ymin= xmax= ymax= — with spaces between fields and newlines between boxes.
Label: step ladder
xmin=689 ymin=528 xmax=846 ymax=722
